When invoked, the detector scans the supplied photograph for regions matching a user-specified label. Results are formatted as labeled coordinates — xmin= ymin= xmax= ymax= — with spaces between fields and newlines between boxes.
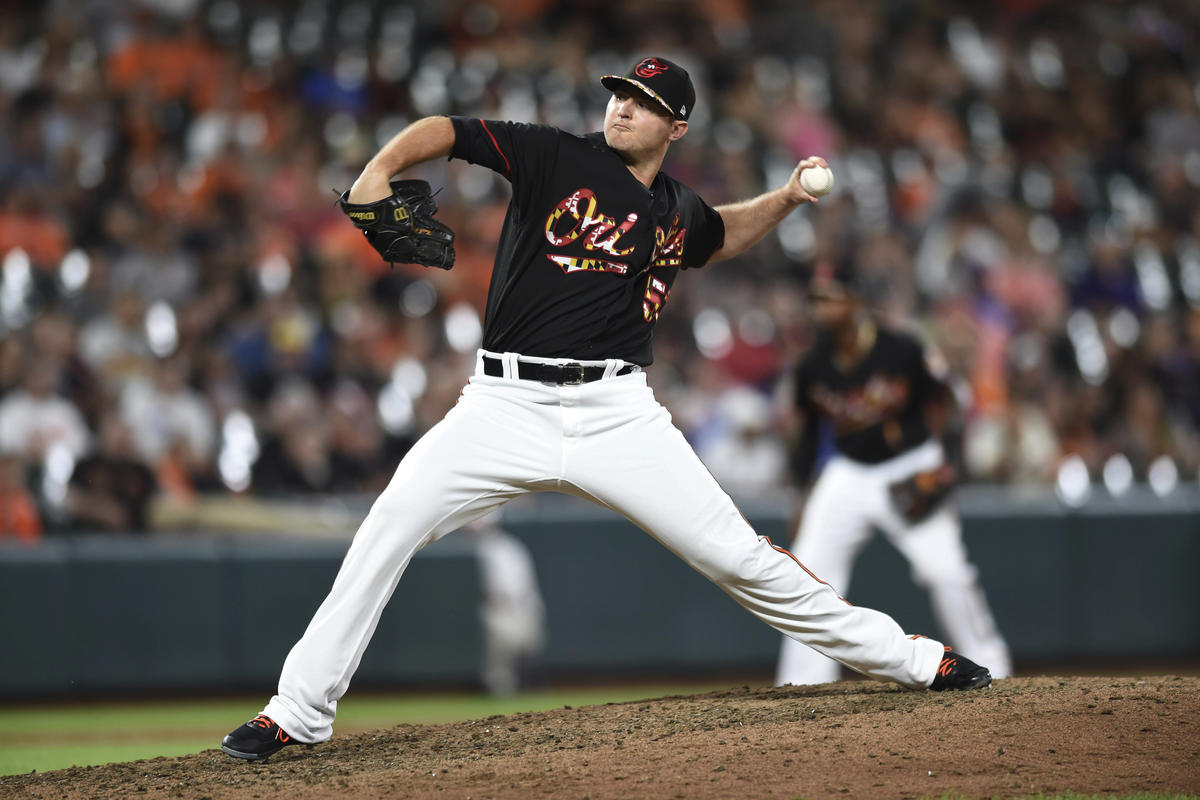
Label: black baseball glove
xmin=338 ymin=179 xmax=456 ymax=270
xmin=888 ymin=464 xmax=957 ymax=524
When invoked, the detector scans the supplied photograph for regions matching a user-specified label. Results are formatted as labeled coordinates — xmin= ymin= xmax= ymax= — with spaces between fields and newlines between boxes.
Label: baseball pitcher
xmin=222 ymin=57 xmax=994 ymax=761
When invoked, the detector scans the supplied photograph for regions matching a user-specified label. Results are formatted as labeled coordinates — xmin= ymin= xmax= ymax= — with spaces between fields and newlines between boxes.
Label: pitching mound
xmin=4 ymin=676 xmax=1198 ymax=799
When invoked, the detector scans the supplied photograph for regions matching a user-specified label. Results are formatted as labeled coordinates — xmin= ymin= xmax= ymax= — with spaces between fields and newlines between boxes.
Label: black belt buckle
xmin=561 ymin=362 xmax=586 ymax=385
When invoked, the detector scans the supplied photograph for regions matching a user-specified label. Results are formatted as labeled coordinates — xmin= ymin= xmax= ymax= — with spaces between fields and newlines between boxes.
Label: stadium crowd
xmin=1 ymin=0 xmax=1198 ymax=539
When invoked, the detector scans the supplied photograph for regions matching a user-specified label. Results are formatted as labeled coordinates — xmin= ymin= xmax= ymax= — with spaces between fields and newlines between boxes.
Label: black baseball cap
xmin=601 ymin=57 xmax=695 ymax=121
xmin=808 ymin=260 xmax=861 ymax=299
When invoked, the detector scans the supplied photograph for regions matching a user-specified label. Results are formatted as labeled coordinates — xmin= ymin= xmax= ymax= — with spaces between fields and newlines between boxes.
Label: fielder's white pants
xmin=776 ymin=440 xmax=1012 ymax=687
xmin=264 ymin=351 xmax=947 ymax=743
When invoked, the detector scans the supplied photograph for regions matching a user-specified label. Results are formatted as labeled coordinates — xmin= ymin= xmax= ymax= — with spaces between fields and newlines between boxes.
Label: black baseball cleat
xmin=221 ymin=714 xmax=298 ymax=760
xmin=929 ymin=648 xmax=992 ymax=691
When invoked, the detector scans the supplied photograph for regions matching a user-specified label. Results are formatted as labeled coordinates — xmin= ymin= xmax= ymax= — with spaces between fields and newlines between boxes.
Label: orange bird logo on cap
xmin=635 ymin=58 xmax=669 ymax=78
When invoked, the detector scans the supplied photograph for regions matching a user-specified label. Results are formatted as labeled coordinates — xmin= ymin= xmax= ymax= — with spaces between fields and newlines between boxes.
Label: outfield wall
xmin=2 ymin=487 xmax=1197 ymax=695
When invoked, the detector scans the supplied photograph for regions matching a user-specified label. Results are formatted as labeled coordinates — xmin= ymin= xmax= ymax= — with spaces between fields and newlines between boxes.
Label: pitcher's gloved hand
xmin=339 ymin=179 xmax=455 ymax=270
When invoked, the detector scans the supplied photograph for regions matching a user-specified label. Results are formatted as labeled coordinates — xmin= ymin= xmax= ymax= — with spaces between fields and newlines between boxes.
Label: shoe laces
xmin=248 ymin=714 xmax=291 ymax=743
xmin=937 ymin=656 xmax=958 ymax=677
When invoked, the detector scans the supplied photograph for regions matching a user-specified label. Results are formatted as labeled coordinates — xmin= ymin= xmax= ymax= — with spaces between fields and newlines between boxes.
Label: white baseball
xmin=799 ymin=165 xmax=834 ymax=197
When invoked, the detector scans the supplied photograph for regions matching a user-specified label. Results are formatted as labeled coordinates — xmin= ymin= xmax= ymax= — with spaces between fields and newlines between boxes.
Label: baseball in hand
xmin=799 ymin=165 xmax=834 ymax=197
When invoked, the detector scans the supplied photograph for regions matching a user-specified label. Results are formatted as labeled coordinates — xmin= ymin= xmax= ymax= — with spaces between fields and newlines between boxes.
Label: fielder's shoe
xmin=221 ymin=714 xmax=298 ymax=760
xmin=929 ymin=648 xmax=992 ymax=691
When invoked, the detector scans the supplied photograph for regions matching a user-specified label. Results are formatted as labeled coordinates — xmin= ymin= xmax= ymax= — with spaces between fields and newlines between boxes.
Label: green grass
xmin=0 ymin=682 xmax=731 ymax=777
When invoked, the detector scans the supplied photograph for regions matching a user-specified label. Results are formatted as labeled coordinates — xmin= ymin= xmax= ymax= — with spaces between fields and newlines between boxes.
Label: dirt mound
xmin=4 ymin=676 xmax=1198 ymax=800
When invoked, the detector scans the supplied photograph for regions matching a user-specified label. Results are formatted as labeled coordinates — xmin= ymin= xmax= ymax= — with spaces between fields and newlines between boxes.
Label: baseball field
xmin=1 ymin=675 xmax=1196 ymax=799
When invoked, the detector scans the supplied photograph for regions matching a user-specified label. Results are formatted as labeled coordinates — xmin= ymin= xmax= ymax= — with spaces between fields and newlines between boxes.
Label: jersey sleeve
xmin=790 ymin=356 xmax=821 ymax=486
xmin=449 ymin=116 xmax=557 ymax=194
xmin=903 ymin=333 xmax=949 ymax=410
xmin=680 ymin=194 xmax=725 ymax=269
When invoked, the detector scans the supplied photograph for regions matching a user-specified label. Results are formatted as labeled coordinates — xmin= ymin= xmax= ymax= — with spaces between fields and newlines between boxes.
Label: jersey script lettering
xmin=544 ymin=189 xmax=639 ymax=274
xmin=811 ymin=376 xmax=911 ymax=434
xmin=652 ymin=213 xmax=687 ymax=268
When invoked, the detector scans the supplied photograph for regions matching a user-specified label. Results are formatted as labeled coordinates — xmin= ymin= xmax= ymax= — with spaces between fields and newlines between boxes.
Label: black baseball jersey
xmin=793 ymin=325 xmax=945 ymax=482
xmin=449 ymin=117 xmax=725 ymax=365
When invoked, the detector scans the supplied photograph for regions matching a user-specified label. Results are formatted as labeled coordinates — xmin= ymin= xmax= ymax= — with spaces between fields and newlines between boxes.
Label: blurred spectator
xmin=225 ymin=286 xmax=331 ymax=401
xmin=0 ymin=357 xmax=90 ymax=466
xmin=963 ymin=332 xmax=1063 ymax=484
xmin=78 ymin=288 xmax=154 ymax=391
xmin=697 ymin=386 xmax=788 ymax=498
xmin=1162 ymin=308 xmax=1200 ymax=433
xmin=252 ymin=378 xmax=374 ymax=495
xmin=118 ymin=353 xmax=214 ymax=490
xmin=0 ymin=185 xmax=68 ymax=267
xmin=0 ymin=453 xmax=42 ymax=543
xmin=66 ymin=416 xmax=157 ymax=532
xmin=1072 ymin=234 xmax=1143 ymax=314
xmin=1117 ymin=381 xmax=1172 ymax=476
xmin=30 ymin=308 xmax=104 ymax=427
xmin=325 ymin=379 xmax=392 ymax=494
xmin=0 ymin=333 xmax=27 ymax=397
xmin=109 ymin=216 xmax=197 ymax=306
xmin=0 ymin=0 xmax=1195 ymax=535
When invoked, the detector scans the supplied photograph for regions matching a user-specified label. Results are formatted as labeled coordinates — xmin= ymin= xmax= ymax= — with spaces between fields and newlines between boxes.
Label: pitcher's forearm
xmin=348 ymin=117 xmax=456 ymax=203
xmin=711 ymin=188 xmax=805 ymax=261
xmin=709 ymin=155 xmax=828 ymax=263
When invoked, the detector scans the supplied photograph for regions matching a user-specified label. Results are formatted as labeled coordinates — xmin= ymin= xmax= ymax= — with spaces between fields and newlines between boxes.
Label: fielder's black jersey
xmin=449 ymin=117 xmax=725 ymax=365
xmin=793 ymin=325 xmax=944 ymax=479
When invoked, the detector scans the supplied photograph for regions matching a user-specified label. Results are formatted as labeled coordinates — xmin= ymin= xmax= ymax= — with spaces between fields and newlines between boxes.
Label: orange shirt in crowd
xmin=107 ymin=32 xmax=222 ymax=108
xmin=0 ymin=212 xmax=69 ymax=267
xmin=0 ymin=487 xmax=43 ymax=544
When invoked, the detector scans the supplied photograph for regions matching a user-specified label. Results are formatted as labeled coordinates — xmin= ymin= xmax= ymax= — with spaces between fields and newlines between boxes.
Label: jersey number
xmin=643 ymin=276 xmax=669 ymax=322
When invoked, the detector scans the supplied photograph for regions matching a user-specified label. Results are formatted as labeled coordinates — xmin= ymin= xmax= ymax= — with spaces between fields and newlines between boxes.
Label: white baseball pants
xmin=264 ymin=351 xmax=947 ymax=743
xmin=776 ymin=440 xmax=1012 ymax=687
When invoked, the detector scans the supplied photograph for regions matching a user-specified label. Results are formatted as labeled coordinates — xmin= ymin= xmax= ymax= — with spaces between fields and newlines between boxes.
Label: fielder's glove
xmin=888 ymin=464 xmax=957 ymax=524
xmin=338 ymin=179 xmax=456 ymax=270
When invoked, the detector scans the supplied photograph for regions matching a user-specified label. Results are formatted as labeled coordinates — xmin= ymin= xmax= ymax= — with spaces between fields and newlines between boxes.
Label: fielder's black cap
xmin=808 ymin=259 xmax=862 ymax=298
xmin=808 ymin=259 xmax=893 ymax=306
xmin=601 ymin=56 xmax=695 ymax=121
